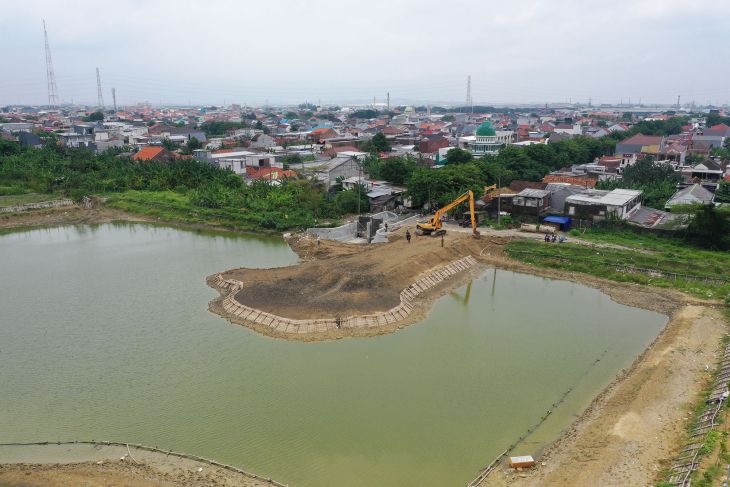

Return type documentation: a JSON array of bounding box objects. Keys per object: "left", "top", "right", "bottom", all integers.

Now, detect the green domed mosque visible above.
[
  {"left": 475, "top": 120, "right": 496, "bottom": 136},
  {"left": 470, "top": 120, "right": 512, "bottom": 156}
]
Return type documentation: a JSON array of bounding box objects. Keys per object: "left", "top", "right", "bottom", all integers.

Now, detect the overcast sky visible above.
[{"left": 1, "top": 0, "right": 728, "bottom": 107}]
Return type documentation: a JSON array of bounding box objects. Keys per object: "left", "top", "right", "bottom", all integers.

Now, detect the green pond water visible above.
[{"left": 0, "top": 223, "right": 667, "bottom": 487}]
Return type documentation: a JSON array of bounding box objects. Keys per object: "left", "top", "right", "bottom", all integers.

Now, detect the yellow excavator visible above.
[{"left": 416, "top": 190, "right": 480, "bottom": 238}]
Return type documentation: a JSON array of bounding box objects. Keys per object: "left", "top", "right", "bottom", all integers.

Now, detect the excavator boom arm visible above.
[
  {"left": 417, "top": 190, "right": 480, "bottom": 238},
  {"left": 429, "top": 191, "right": 472, "bottom": 229}
]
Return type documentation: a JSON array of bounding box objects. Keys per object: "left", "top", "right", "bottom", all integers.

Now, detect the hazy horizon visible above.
[{"left": 1, "top": 0, "right": 728, "bottom": 107}]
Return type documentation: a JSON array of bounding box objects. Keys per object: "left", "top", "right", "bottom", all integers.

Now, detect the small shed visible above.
[{"left": 543, "top": 215, "right": 572, "bottom": 231}]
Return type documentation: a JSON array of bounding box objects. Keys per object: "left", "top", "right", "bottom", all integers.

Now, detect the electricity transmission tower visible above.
[
  {"left": 43, "top": 20, "right": 59, "bottom": 107},
  {"left": 466, "top": 75, "right": 473, "bottom": 113},
  {"left": 96, "top": 67, "right": 105, "bottom": 109}
]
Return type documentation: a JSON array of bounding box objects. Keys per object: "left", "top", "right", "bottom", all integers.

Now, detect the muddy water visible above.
[{"left": 0, "top": 223, "right": 667, "bottom": 487}]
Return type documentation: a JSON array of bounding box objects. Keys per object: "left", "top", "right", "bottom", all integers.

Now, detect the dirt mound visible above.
[{"left": 221, "top": 228, "right": 492, "bottom": 320}]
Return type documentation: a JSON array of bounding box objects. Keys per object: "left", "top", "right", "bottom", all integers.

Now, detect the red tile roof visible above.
[
  {"left": 246, "top": 167, "right": 298, "bottom": 180},
  {"left": 542, "top": 175, "right": 597, "bottom": 188},
  {"left": 132, "top": 146, "right": 168, "bottom": 161}
]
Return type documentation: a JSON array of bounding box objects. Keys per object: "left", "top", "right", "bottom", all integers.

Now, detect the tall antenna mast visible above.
[
  {"left": 466, "top": 75, "right": 472, "bottom": 113},
  {"left": 96, "top": 67, "right": 105, "bottom": 109},
  {"left": 43, "top": 20, "right": 59, "bottom": 107},
  {"left": 112, "top": 87, "right": 117, "bottom": 112}
]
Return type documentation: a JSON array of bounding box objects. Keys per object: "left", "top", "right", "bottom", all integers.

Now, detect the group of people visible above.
[{"left": 544, "top": 233, "right": 565, "bottom": 243}]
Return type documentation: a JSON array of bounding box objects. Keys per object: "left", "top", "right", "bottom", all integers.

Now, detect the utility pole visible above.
[
  {"left": 43, "top": 20, "right": 59, "bottom": 107},
  {"left": 96, "top": 67, "right": 105, "bottom": 109},
  {"left": 357, "top": 162, "right": 362, "bottom": 215},
  {"left": 497, "top": 175, "right": 501, "bottom": 226}
]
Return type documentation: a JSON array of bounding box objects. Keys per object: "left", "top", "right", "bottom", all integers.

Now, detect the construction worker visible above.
[{"left": 405, "top": 229, "right": 411, "bottom": 244}]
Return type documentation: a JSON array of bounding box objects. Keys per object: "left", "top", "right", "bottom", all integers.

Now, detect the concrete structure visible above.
[
  {"left": 511, "top": 188, "right": 551, "bottom": 218},
  {"left": 565, "top": 188, "right": 643, "bottom": 220},
  {"left": 58, "top": 124, "right": 96, "bottom": 148},
  {"left": 316, "top": 156, "right": 361, "bottom": 189},
  {"left": 194, "top": 149, "right": 276, "bottom": 176}
]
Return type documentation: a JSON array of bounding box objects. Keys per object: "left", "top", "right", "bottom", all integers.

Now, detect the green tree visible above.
[
  {"left": 685, "top": 205, "right": 730, "bottom": 250},
  {"left": 622, "top": 157, "right": 678, "bottom": 186},
  {"left": 370, "top": 132, "right": 391, "bottom": 153},
  {"left": 199, "top": 121, "right": 249, "bottom": 137},
  {"left": 362, "top": 155, "right": 383, "bottom": 179},
  {"left": 380, "top": 157, "right": 416, "bottom": 185},
  {"left": 83, "top": 111, "right": 104, "bottom": 122},
  {"left": 179, "top": 136, "right": 202, "bottom": 155},
  {"left": 441, "top": 115, "right": 455, "bottom": 122},
  {"left": 161, "top": 138, "right": 177, "bottom": 151},
  {"left": 715, "top": 180, "right": 730, "bottom": 204},
  {"left": 597, "top": 158, "right": 680, "bottom": 208},
  {"left": 333, "top": 187, "right": 369, "bottom": 213},
  {"left": 187, "top": 136, "right": 202, "bottom": 151},
  {"left": 407, "top": 163, "right": 485, "bottom": 208},
  {"left": 445, "top": 147, "right": 473, "bottom": 164},
  {"left": 348, "top": 109, "right": 379, "bottom": 119}
]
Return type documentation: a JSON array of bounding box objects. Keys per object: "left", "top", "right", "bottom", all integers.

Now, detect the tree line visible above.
[{"left": 0, "top": 140, "right": 358, "bottom": 231}]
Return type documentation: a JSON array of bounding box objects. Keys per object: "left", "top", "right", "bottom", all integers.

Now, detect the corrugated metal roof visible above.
[
  {"left": 566, "top": 188, "right": 642, "bottom": 206},
  {"left": 517, "top": 188, "right": 550, "bottom": 198}
]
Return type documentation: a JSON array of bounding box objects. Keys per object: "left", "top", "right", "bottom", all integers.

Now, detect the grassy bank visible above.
[
  {"left": 505, "top": 230, "right": 730, "bottom": 302},
  {"left": 105, "top": 190, "right": 340, "bottom": 233}
]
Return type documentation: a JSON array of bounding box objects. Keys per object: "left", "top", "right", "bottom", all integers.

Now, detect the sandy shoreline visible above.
[
  {"left": 1, "top": 206, "right": 726, "bottom": 486},
  {"left": 0, "top": 443, "right": 281, "bottom": 487}
]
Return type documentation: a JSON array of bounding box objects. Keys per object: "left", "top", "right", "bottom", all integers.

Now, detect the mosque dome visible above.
[{"left": 476, "top": 121, "right": 496, "bottom": 136}]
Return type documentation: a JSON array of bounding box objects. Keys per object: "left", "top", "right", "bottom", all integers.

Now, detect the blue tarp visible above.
[{"left": 543, "top": 216, "right": 572, "bottom": 230}]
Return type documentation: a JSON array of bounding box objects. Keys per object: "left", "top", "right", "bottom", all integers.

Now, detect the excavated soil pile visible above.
[{"left": 221, "top": 229, "right": 493, "bottom": 320}]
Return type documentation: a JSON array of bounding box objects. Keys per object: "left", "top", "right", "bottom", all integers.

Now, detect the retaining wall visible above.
[
  {"left": 0, "top": 199, "right": 75, "bottom": 213},
  {"left": 305, "top": 211, "right": 406, "bottom": 242},
  {"left": 212, "top": 255, "right": 478, "bottom": 335}
]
